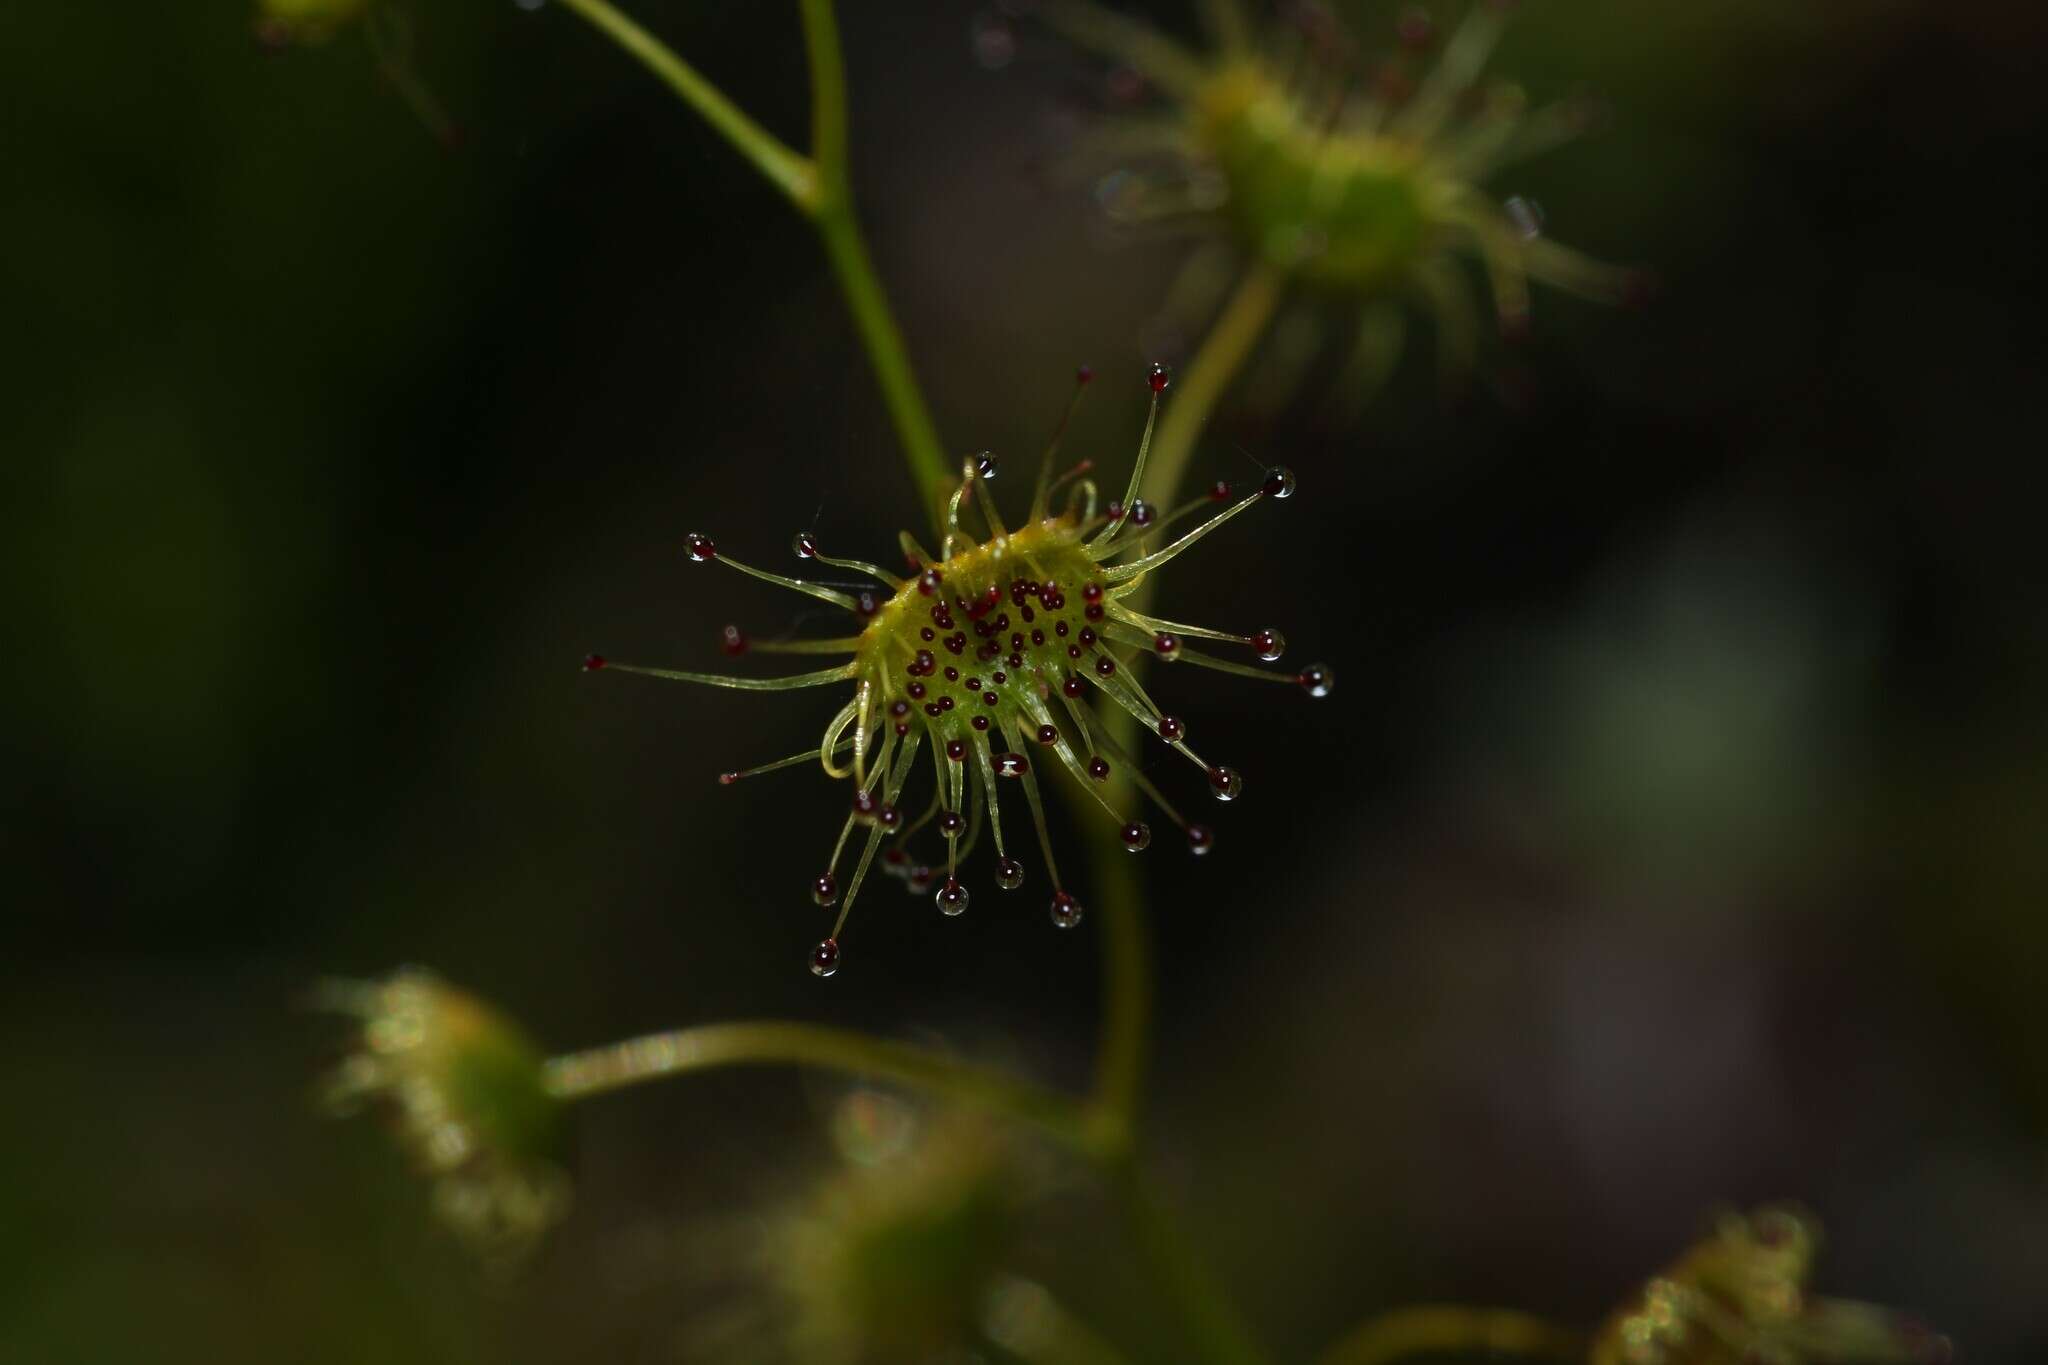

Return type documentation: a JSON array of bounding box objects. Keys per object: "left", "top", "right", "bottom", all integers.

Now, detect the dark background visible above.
[{"left": 3, "top": 1, "right": 2045, "bottom": 1361}]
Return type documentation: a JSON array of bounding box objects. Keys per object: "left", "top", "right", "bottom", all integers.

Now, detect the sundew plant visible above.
[{"left": 281, "top": 2, "right": 1956, "bottom": 1362}]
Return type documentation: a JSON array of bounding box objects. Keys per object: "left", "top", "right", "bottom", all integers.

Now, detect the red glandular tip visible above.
[
  {"left": 1147, "top": 361, "right": 1171, "bottom": 394},
  {"left": 793, "top": 532, "right": 819, "bottom": 559},
  {"left": 1075, "top": 364, "right": 1094, "bottom": 386},
  {"left": 1187, "top": 825, "right": 1215, "bottom": 856},
  {"left": 809, "top": 938, "right": 841, "bottom": 978},
  {"left": 684, "top": 533, "right": 717, "bottom": 562},
  {"left": 719, "top": 624, "right": 748, "bottom": 657},
  {"left": 1261, "top": 466, "right": 1297, "bottom": 499},
  {"left": 1050, "top": 891, "right": 1085, "bottom": 929},
  {"left": 582, "top": 653, "right": 608, "bottom": 671}
]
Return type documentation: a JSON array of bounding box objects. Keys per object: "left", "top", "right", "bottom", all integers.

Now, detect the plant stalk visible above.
[
  {"left": 1313, "top": 1305, "right": 1584, "bottom": 1365},
  {"left": 544, "top": 1019, "right": 1110, "bottom": 1157},
  {"left": 557, "top": 0, "right": 953, "bottom": 531}
]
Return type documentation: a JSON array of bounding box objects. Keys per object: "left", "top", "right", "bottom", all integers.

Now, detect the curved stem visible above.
[
  {"left": 1314, "top": 1305, "right": 1583, "bottom": 1365},
  {"left": 799, "top": 0, "right": 955, "bottom": 533},
  {"left": 555, "top": 0, "right": 953, "bottom": 534},
  {"left": 543, "top": 1020, "right": 1108, "bottom": 1156},
  {"left": 556, "top": 0, "right": 817, "bottom": 209}
]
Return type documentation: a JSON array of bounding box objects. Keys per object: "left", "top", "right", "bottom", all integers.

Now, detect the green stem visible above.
[
  {"left": 555, "top": 0, "right": 817, "bottom": 209},
  {"left": 556, "top": 0, "right": 953, "bottom": 532},
  {"left": 542, "top": 1020, "right": 1107, "bottom": 1157},
  {"left": 797, "top": 0, "right": 955, "bottom": 532},
  {"left": 1313, "top": 1305, "right": 1583, "bottom": 1365},
  {"left": 1112, "top": 1157, "right": 1278, "bottom": 1365}
]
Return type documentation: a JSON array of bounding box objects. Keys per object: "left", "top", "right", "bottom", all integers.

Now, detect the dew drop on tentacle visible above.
[
  {"left": 809, "top": 938, "right": 841, "bottom": 978},
  {"left": 811, "top": 873, "right": 838, "bottom": 907},
  {"left": 720, "top": 624, "right": 749, "bottom": 657},
  {"left": 974, "top": 453, "right": 999, "bottom": 481},
  {"left": 1154, "top": 632, "right": 1182, "bottom": 660},
  {"left": 1120, "top": 821, "right": 1152, "bottom": 853},
  {"left": 995, "top": 856, "right": 1026, "bottom": 891},
  {"left": 1207, "top": 766, "right": 1243, "bottom": 801},
  {"left": 1088, "top": 757, "right": 1111, "bottom": 781},
  {"left": 936, "top": 877, "right": 970, "bottom": 916},
  {"left": 940, "top": 811, "right": 965, "bottom": 839},
  {"left": 905, "top": 864, "right": 936, "bottom": 894},
  {"left": 1129, "top": 499, "right": 1155, "bottom": 527},
  {"left": 945, "top": 739, "right": 967, "bottom": 762},
  {"left": 878, "top": 803, "right": 902, "bottom": 830},
  {"left": 1297, "top": 663, "right": 1336, "bottom": 698},
  {"left": 1251, "top": 628, "right": 1286, "bottom": 662},
  {"left": 1036, "top": 724, "right": 1060, "bottom": 746},
  {"left": 1050, "top": 891, "right": 1085, "bottom": 929},
  {"left": 582, "top": 653, "right": 608, "bottom": 672},
  {"left": 1156, "top": 715, "right": 1185, "bottom": 743},
  {"left": 1186, "top": 824, "right": 1215, "bottom": 856},
  {"left": 1147, "top": 361, "right": 1171, "bottom": 394},
  {"left": 793, "top": 531, "right": 819, "bottom": 559},
  {"left": 1260, "top": 466, "right": 1296, "bottom": 499},
  {"left": 685, "top": 533, "right": 717, "bottom": 562},
  {"left": 995, "top": 753, "right": 1030, "bottom": 778}
]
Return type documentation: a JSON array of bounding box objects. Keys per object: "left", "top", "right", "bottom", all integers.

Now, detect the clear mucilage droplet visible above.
[
  {"left": 1207, "top": 766, "right": 1243, "bottom": 802},
  {"left": 937, "top": 878, "right": 970, "bottom": 916},
  {"left": 1049, "top": 892, "right": 1085, "bottom": 929}
]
